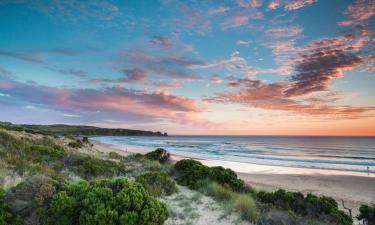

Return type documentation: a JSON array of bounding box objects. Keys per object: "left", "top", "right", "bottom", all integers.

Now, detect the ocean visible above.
[{"left": 92, "top": 135, "right": 375, "bottom": 175}]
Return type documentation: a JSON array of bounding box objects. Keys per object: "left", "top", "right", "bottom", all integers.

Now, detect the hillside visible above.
[{"left": 0, "top": 122, "right": 168, "bottom": 136}]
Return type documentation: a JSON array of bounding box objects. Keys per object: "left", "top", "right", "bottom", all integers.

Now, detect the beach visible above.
[{"left": 92, "top": 140, "right": 375, "bottom": 218}]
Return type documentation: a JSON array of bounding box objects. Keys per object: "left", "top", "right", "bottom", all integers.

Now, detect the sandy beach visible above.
[{"left": 91, "top": 140, "right": 375, "bottom": 218}]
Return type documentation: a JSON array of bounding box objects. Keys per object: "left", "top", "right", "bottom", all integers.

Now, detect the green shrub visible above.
[
  {"left": 174, "top": 159, "right": 245, "bottom": 191},
  {"left": 108, "top": 152, "right": 122, "bottom": 159},
  {"left": 136, "top": 172, "right": 177, "bottom": 197},
  {"left": 0, "top": 188, "right": 6, "bottom": 225},
  {"left": 68, "top": 140, "right": 83, "bottom": 148},
  {"left": 204, "top": 182, "right": 235, "bottom": 201},
  {"left": 257, "top": 189, "right": 352, "bottom": 225},
  {"left": 145, "top": 148, "right": 170, "bottom": 163},
  {"left": 30, "top": 145, "right": 65, "bottom": 158},
  {"left": 42, "top": 178, "right": 169, "bottom": 225},
  {"left": 235, "top": 194, "right": 257, "bottom": 222},
  {"left": 71, "top": 156, "right": 126, "bottom": 179},
  {"left": 357, "top": 204, "right": 375, "bottom": 225},
  {"left": 209, "top": 166, "right": 245, "bottom": 192},
  {"left": 174, "top": 159, "right": 210, "bottom": 189}
]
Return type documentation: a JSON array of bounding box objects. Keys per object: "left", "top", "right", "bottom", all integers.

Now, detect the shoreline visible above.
[{"left": 91, "top": 140, "right": 375, "bottom": 217}]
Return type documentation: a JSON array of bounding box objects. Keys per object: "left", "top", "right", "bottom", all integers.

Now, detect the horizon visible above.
[{"left": 1, "top": 0, "right": 374, "bottom": 135}]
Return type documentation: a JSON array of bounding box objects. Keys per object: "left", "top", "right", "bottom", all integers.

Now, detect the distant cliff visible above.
[{"left": 0, "top": 122, "right": 168, "bottom": 136}]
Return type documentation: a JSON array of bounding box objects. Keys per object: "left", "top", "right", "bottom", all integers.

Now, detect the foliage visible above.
[
  {"left": 0, "top": 188, "right": 6, "bottom": 225},
  {"left": 357, "top": 204, "right": 375, "bottom": 225},
  {"left": 209, "top": 166, "right": 245, "bottom": 192},
  {"left": 108, "top": 152, "right": 123, "bottom": 160},
  {"left": 12, "top": 122, "right": 166, "bottom": 136},
  {"left": 235, "top": 194, "right": 257, "bottom": 222},
  {"left": 145, "top": 148, "right": 170, "bottom": 163},
  {"left": 68, "top": 140, "right": 83, "bottom": 148},
  {"left": 136, "top": 172, "right": 177, "bottom": 197},
  {"left": 70, "top": 155, "right": 126, "bottom": 179},
  {"left": 257, "top": 189, "right": 352, "bottom": 225},
  {"left": 204, "top": 182, "right": 235, "bottom": 201},
  {"left": 30, "top": 145, "right": 65, "bottom": 158},
  {"left": 174, "top": 159, "right": 245, "bottom": 191},
  {"left": 42, "top": 178, "right": 169, "bottom": 225}
]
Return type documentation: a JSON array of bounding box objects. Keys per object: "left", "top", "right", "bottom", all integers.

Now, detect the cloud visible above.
[
  {"left": 147, "top": 82, "right": 182, "bottom": 89},
  {"left": 208, "top": 6, "right": 229, "bottom": 15},
  {"left": 266, "top": 26, "right": 303, "bottom": 39},
  {"left": 149, "top": 35, "right": 174, "bottom": 48},
  {"left": 0, "top": 77, "right": 208, "bottom": 125},
  {"left": 338, "top": 0, "right": 375, "bottom": 26},
  {"left": 121, "top": 68, "right": 147, "bottom": 83},
  {"left": 2, "top": 0, "right": 120, "bottom": 22},
  {"left": 0, "top": 67, "right": 13, "bottom": 76},
  {"left": 284, "top": 0, "right": 317, "bottom": 10},
  {"left": 189, "top": 51, "right": 291, "bottom": 77},
  {"left": 0, "top": 50, "right": 44, "bottom": 63},
  {"left": 120, "top": 48, "right": 202, "bottom": 80},
  {"left": 57, "top": 68, "right": 87, "bottom": 78},
  {"left": 267, "top": 0, "right": 317, "bottom": 11},
  {"left": 208, "top": 78, "right": 375, "bottom": 119},
  {"left": 236, "top": 40, "right": 251, "bottom": 46},
  {"left": 285, "top": 37, "right": 366, "bottom": 96},
  {"left": 268, "top": 1, "right": 281, "bottom": 10}
]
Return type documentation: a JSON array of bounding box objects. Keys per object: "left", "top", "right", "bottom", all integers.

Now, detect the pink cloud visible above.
[
  {"left": 266, "top": 26, "right": 303, "bottom": 38},
  {"left": 339, "top": 0, "right": 375, "bottom": 26},
  {"left": 0, "top": 77, "right": 208, "bottom": 125},
  {"left": 208, "top": 78, "right": 375, "bottom": 119},
  {"left": 284, "top": 0, "right": 317, "bottom": 10}
]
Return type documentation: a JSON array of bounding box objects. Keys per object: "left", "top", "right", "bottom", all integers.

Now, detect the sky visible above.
[{"left": 0, "top": 0, "right": 374, "bottom": 135}]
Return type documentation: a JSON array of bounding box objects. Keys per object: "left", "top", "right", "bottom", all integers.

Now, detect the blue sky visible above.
[{"left": 0, "top": 0, "right": 374, "bottom": 135}]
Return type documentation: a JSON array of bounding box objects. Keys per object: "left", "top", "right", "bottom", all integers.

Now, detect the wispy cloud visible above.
[
  {"left": 0, "top": 77, "right": 208, "bottom": 125},
  {"left": 208, "top": 78, "right": 375, "bottom": 119}
]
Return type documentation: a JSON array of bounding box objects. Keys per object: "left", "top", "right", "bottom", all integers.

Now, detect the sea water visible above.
[{"left": 92, "top": 135, "right": 375, "bottom": 175}]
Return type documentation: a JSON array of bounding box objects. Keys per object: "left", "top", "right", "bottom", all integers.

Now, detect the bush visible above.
[
  {"left": 0, "top": 188, "right": 7, "bottom": 225},
  {"left": 174, "top": 159, "right": 210, "bottom": 189},
  {"left": 136, "top": 172, "right": 177, "bottom": 197},
  {"left": 41, "top": 178, "right": 169, "bottom": 225},
  {"left": 204, "top": 182, "right": 235, "bottom": 201},
  {"left": 235, "top": 194, "right": 257, "bottom": 222},
  {"left": 174, "top": 159, "right": 245, "bottom": 191},
  {"left": 257, "top": 189, "right": 352, "bottom": 225},
  {"left": 209, "top": 166, "right": 245, "bottom": 192},
  {"left": 30, "top": 145, "right": 65, "bottom": 158},
  {"left": 108, "top": 152, "right": 122, "bottom": 159},
  {"left": 71, "top": 155, "right": 126, "bottom": 179},
  {"left": 68, "top": 140, "right": 83, "bottom": 148},
  {"left": 357, "top": 204, "right": 375, "bottom": 225},
  {"left": 145, "top": 148, "right": 170, "bottom": 163}
]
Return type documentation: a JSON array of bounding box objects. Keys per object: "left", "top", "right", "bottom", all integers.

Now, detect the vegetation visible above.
[
  {"left": 0, "top": 127, "right": 358, "bottom": 225},
  {"left": 204, "top": 182, "right": 257, "bottom": 222},
  {"left": 145, "top": 148, "right": 171, "bottom": 163},
  {"left": 0, "top": 188, "right": 7, "bottom": 225},
  {"left": 30, "top": 145, "right": 65, "bottom": 158},
  {"left": 70, "top": 155, "right": 126, "bottom": 179},
  {"left": 136, "top": 172, "right": 177, "bottom": 197},
  {"left": 174, "top": 159, "right": 245, "bottom": 191},
  {"left": 41, "top": 178, "right": 169, "bottom": 225},
  {"left": 357, "top": 204, "right": 375, "bottom": 225},
  {"left": 235, "top": 194, "right": 257, "bottom": 222},
  {"left": 68, "top": 140, "right": 83, "bottom": 148},
  {"left": 257, "top": 189, "right": 352, "bottom": 225}
]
